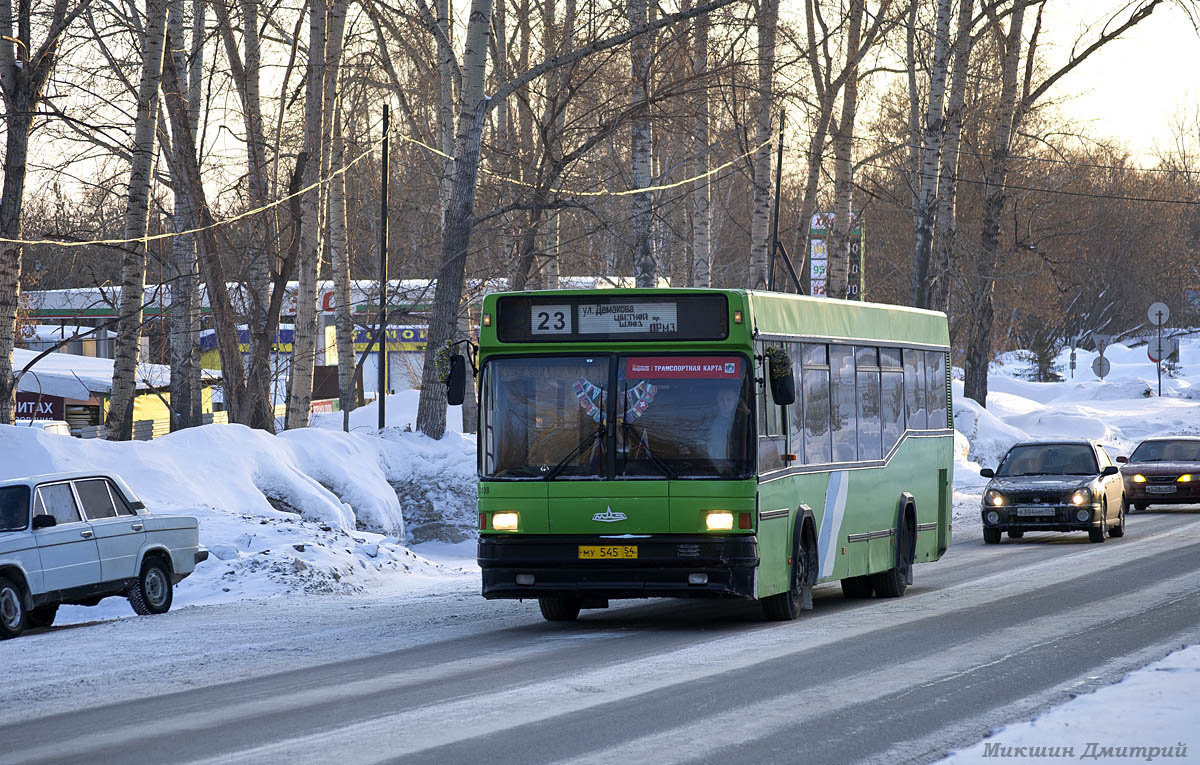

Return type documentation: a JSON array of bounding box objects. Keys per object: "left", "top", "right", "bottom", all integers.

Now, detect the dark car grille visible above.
[
  {"left": 1006, "top": 493, "right": 1064, "bottom": 505},
  {"left": 1147, "top": 475, "right": 1177, "bottom": 483}
]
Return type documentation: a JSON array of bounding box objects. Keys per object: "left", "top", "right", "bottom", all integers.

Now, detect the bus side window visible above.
[
  {"left": 855, "top": 346, "right": 882, "bottom": 461},
  {"left": 757, "top": 343, "right": 786, "bottom": 472},
  {"left": 830, "top": 345, "right": 857, "bottom": 462},
  {"left": 799, "top": 344, "right": 831, "bottom": 464},
  {"left": 904, "top": 348, "right": 927, "bottom": 429},
  {"left": 926, "top": 351, "right": 948, "bottom": 429},
  {"left": 880, "top": 348, "right": 905, "bottom": 454}
]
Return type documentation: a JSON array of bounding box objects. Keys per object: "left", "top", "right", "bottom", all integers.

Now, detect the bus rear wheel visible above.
[
  {"left": 538, "top": 597, "right": 581, "bottom": 622},
  {"left": 872, "top": 508, "right": 915, "bottom": 598}
]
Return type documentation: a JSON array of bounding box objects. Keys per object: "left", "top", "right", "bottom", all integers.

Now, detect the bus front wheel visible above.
[
  {"left": 538, "top": 597, "right": 581, "bottom": 622},
  {"left": 763, "top": 521, "right": 816, "bottom": 621}
]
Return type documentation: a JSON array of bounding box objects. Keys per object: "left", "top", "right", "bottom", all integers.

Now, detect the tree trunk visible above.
[
  {"left": 909, "top": 0, "right": 953, "bottom": 310},
  {"left": 930, "top": 0, "right": 975, "bottom": 315},
  {"left": 689, "top": 4, "right": 711, "bottom": 288},
  {"left": 827, "top": 0, "right": 864, "bottom": 301},
  {"left": 436, "top": 0, "right": 455, "bottom": 231},
  {"left": 286, "top": 0, "right": 329, "bottom": 430},
  {"left": 167, "top": 0, "right": 203, "bottom": 431},
  {"left": 0, "top": 93, "right": 31, "bottom": 426},
  {"left": 161, "top": 33, "right": 248, "bottom": 422},
  {"left": 748, "top": 0, "right": 778, "bottom": 290},
  {"left": 330, "top": 105, "right": 356, "bottom": 421},
  {"left": 629, "top": 0, "right": 654, "bottom": 288},
  {"left": 963, "top": 0, "right": 1026, "bottom": 407},
  {"left": 108, "top": 0, "right": 169, "bottom": 441}
]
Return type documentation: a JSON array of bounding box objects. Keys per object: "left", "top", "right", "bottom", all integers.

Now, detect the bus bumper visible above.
[{"left": 478, "top": 534, "right": 759, "bottom": 600}]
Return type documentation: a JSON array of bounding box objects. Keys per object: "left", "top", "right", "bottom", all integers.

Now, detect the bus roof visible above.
[{"left": 480, "top": 288, "right": 949, "bottom": 350}]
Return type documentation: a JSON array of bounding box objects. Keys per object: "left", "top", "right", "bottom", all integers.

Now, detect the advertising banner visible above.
[{"left": 624, "top": 356, "right": 743, "bottom": 379}]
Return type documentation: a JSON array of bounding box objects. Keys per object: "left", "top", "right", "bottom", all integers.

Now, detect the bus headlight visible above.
[
  {"left": 1070, "top": 489, "right": 1092, "bottom": 506},
  {"left": 705, "top": 511, "right": 734, "bottom": 531},
  {"left": 492, "top": 512, "right": 519, "bottom": 530}
]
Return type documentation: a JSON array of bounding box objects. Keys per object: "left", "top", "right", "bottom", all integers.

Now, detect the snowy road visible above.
[{"left": 5, "top": 509, "right": 1200, "bottom": 764}]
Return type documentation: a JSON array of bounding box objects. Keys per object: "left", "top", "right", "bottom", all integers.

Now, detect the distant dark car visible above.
[
  {"left": 1118, "top": 437, "right": 1200, "bottom": 511},
  {"left": 979, "top": 439, "right": 1126, "bottom": 544}
]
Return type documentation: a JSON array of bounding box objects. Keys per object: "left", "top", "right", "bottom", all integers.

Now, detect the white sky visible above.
[{"left": 1041, "top": 0, "right": 1200, "bottom": 164}]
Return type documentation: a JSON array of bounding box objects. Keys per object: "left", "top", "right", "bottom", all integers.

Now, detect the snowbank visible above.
[{"left": 0, "top": 420, "right": 478, "bottom": 616}]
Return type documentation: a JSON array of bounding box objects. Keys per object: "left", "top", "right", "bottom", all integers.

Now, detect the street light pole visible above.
[{"left": 378, "top": 104, "right": 390, "bottom": 430}]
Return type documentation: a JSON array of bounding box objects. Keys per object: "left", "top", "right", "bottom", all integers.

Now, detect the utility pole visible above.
[{"left": 378, "top": 104, "right": 390, "bottom": 429}]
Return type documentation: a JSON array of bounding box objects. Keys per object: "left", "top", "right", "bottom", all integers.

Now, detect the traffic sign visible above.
[
  {"left": 1091, "top": 334, "right": 1113, "bottom": 354},
  {"left": 1148, "top": 337, "right": 1179, "bottom": 364},
  {"left": 1092, "top": 356, "right": 1110, "bottom": 379},
  {"left": 1148, "top": 302, "right": 1170, "bottom": 326}
]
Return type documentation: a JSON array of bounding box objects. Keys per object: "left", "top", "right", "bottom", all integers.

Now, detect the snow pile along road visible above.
[{"left": 0, "top": 414, "right": 478, "bottom": 621}]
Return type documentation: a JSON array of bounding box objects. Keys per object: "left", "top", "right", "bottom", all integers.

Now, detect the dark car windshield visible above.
[
  {"left": 997, "top": 444, "right": 1098, "bottom": 476},
  {"left": 480, "top": 354, "right": 753, "bottom": 480},
  {"left": 1129, "top": 440, "right": 1200, "bottom": 463},
  {"left": 0, "top": 486, "right": 30, "bottom": 532}
]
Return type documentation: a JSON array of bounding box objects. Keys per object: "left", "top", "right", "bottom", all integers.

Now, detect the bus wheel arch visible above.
[
  {"left": 872, "top": 496, "right": 917, "bottom": 598},
  {"left": 762, "top": 507, "right": 817, "bottom": 621}
]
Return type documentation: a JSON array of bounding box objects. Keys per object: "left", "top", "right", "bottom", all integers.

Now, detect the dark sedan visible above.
[
  {"left": 979, "top": 440, "right": 1126, "bottom": 544},
  {"left": 1118, "top": 437, "right": 1200, "bottom": 511}
]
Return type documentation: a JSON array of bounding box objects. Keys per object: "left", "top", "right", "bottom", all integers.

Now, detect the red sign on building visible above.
[{"left": 15, "top": 393, "right": 66, "bottom": 420}]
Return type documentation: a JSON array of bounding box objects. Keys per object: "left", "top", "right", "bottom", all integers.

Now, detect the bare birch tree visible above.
[
  {"left": 0, "top": 0, "right": 94, "bottom": 424},
  {"left": 690, "top": 1, "right": 712, "bottom": 287},
  {"left": 107, "top": 0, "right": 169, "bottom": 440},
  {"left": 748, "top": 0, "right": 778, "bottom": 290},
  {"left": 629, "top": 0, "right": 655, "bottom": 287},
  {"left": 826, "top": 0, "right": 866, "bottom": 300}
]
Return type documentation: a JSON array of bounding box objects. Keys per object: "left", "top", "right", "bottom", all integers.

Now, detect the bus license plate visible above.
[
  {"left": 1015, "top": 507, "right": 1055, "bottom": 516},
  {"left": 1146, "top": 486, "right": 1177, "bottom": 494},
  {"left": 579, "top": 545, "right": 638, "bottom": 560}
]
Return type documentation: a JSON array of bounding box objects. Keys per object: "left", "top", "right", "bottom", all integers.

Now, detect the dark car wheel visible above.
[
  {"left": 983, "top": 528, "right": 1002, "bottom": 545},
  {"left": 27, "top": 604, "right": 58, "bottom": 629},
  {"left": 1007, "top": 530, "right": 1024, "bottom": 539},
  {"left": 0, "top": 576, "right": 27, "bottom": 640},
  {"left": 128, "top": 558, "right": 174, "bottom": 616},
  {"left": 538, "top": 597, "right": 581, "bottom": 622}
]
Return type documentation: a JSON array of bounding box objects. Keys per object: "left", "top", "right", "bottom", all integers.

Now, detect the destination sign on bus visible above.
[
  {"left": 496, "top": 294, "right": 728, "bottom": 342},
  {"left": 579, "top": 302, "right": 678, "bottom": 335}
]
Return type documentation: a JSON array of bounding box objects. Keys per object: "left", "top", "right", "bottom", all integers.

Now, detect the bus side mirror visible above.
[
  {"left": 770, "top": 372, "right": 796, "bottom": 406},
  {"left": 446, "top": 355, "right": 467, "bottom": 406}
]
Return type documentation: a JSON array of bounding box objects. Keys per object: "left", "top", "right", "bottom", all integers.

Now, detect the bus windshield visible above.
[{"left": 481, "top": 354, "right": 754, "bottom": 480}]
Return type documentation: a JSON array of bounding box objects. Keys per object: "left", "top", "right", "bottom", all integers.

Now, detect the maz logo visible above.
[{"left": 593, "top": 507, "right": 627, "bottom": 522}]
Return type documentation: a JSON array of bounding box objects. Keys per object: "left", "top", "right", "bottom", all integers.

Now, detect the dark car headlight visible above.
[
  {"left": 984, "top": 489, "right": 1005, "bottom": 507},
  {"left": 1069, "top": 488, "right": 1092, "bottom": 506}
]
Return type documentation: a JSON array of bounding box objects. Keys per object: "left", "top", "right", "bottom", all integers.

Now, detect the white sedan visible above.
[{"left": 0, "top": 471, "right": 208, "bottom": 639}]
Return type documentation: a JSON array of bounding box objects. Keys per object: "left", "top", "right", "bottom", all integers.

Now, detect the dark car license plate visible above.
[
  {"left": 1146, "top": 486, "right": 1177, "bottom": 494},
  {"left": 1015, "top": 506, "right": 1055, "bottom": 516}
]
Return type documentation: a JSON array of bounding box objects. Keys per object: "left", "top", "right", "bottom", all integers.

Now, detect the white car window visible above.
[
  {"left": 0, "top": 486, "right": 29, "bottom": 531},
  {"left": 34, "top": 483, "right": 83, "bottom": 525},
  {"left": 75, "top": 479, "right": 118, "bottom": 520},
  {"left": 107, "top": 480, "right": 137, "bottom": 516}
]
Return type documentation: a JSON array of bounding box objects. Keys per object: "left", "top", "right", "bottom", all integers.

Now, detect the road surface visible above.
[{"left": 4, "top": 508, "right": 1200, "bottom": 764}]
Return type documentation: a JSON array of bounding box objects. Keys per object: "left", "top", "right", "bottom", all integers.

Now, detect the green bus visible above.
[{"left": 468, "top": 288, "right": 953, "bottom": 621}]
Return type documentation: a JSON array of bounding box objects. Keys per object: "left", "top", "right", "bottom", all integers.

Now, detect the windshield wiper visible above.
[
  {"left": 545, "top": 427, "right": 604, "bottom": 480},
  {"left": 621, "top": 422, "right": 678, "bottom": 479}
]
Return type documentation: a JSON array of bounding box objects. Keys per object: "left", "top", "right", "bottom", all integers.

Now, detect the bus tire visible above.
[
  {"left": 840, "top": 576, "right": 873, "bottom": 599},
  {"left": 538, "top": 597, "right": 581, "bottom": 622},
  {"left": 872, "top": 506, "right": 915, "bottom": 598},
  {"left": 983, "top": 528, "right": 1002, "bottom": 544},
  {"left": 762, "top": 518, "right": 816, "bottom": 621}
]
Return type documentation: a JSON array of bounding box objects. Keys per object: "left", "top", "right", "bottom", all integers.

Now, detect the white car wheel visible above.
[{"left": 0, "top": 577, "right": 27, "bottom": 640}]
